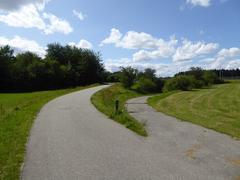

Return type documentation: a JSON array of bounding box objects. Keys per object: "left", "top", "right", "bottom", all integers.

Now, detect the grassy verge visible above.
[
  {"left": 91, "top": 83, "right": 147, "bottom": 136},
  {"left": 0, "top": 84, "right": 99, "bottom": 180},
  {"left": 148, "top": 81, "right": 240, "bottom": 139}
]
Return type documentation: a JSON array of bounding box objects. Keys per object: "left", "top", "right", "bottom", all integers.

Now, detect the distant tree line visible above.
[
  {"left": 177, "top": 68, "right": 240, "bottom": 79},
  {"left": 0, "top": 44, "right": 106, "bottom": 92},
  {"left": 164, "top": 67, "right": 224, "bottom": 91},
  {"left": 109, "top": 67, "right": 230, "bottom": 93}
]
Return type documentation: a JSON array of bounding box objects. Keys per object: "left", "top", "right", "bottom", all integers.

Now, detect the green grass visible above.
[
  {"left": 148, "top": 81, "right": 240, "bottom": 139},
  {"left": 91, "top": 83, "right": 147, "bottom": 136},
  {"left": 0, "top": 84, "right": 99, "bottom": 180}
]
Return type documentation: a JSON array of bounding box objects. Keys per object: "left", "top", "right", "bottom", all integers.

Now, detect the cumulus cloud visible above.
[
  {"left": 217, "top": 47, "right": 240, "bottom": 58},
  {"left": 206, "top": 47, "right": 240, "bottom": 69},
  {"left": 173, "top": 39, "right": 219, "bottom": 62},
  {"left": 102, "top": 28, "right": 239, "bottom": 76},
  {"left": 186, "top": 0, "right": 211, "bottom": 7},
  {"left": 0, "top": 4, "right": 45, "bottom": 29},
  {"left": 132, "top": 36, "right": 178, "bottom": 62},
  {"left": 0, "top": 1, "right": 73, "bottom": 35},
  {"left": 0, "top": 0, "right": 50, "bottom": 11},
  {"left": 100, "top": 28, "right": 122, "bottom": 46},
  {"left": 101, "top": 29, "right": 178, "bottom": 50},
  {"left": 73, "top": 9, "right": 86, "bottom": 21},
  {"left": 225, "top": 60, "right": 240, "bottom": 69},
  {"left": 0, "top": 35, "right": 46, "bottom": 57},
  {"left": 68, "top": 39, "right": 93, "bottom": 49},
  {"left": 43, "top": 13, "right": 73, "bottom": 34}
]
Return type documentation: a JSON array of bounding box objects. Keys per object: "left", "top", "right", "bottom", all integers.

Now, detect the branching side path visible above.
[{"left": 22, "top": 85, "right": 240, "bottom": 180}]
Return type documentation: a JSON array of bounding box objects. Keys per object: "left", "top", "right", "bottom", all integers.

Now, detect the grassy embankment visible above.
[
  {"left": 148, "top": 81, "right": 240, "bottom": 139},
  {"left": 91, "top": 83, "right": 147, "bottom": 136},
  {"left": 0, "top": 84, "right": 98, "bottom": 180}
]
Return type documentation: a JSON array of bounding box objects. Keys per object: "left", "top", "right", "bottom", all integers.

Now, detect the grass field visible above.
[
  {"left": 91, "top": 83, "right": 147, "bottom": 136},
  {"left": 0, "top": 84, "right": 98, "bottom": 180},
  {"left": 148, "top": 81, "right": 240, "bottom": 139}
]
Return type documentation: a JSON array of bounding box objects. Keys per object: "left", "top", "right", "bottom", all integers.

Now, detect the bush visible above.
[
  {"left": 163, "top": 75, "right": 193, "bottom": 91},
  {"left": 189, "top": 76, "right": 205, "bottom": 88},
  {"left": 203, "top": 71, "right": 221, "bottom": 85},
  {"left": 133, "top": 77, "right": 157, "bottom": 93}
]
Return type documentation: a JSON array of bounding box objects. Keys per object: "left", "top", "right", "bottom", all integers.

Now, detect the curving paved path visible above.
[{"left": 22, "top": 86, "right": 240, "bottom": 180}]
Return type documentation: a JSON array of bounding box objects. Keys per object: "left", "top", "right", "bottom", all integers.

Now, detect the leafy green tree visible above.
[
  {"left": 119, "top": 67, "right": 138, "bottom": 89},
  {"left": 0, "top": 45, "right": 14, "bottom": 90},
  {"left": 11, "top": 52, "right": 44, "bottom": 90}
]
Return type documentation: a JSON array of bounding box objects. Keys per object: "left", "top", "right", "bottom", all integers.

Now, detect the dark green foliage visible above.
[
  {"left": 133, "top": 77, "right": 157, "bottom": 93},
  {"left": 119, "top": 67, "right": 138, "bottom": 88},
  {"left": 0, "top": 44, "right": 105, "bottom": 92},
  {"left": 164, "top": 75, "right": 193, "bottom": 91},
  {"left": 119, "top": 67, "right": 164, "bottom": 93},
  {"left": 164, "top": 67, "right": 225, "bottom": 92},
  {"left": 0, "top": 45, "right": 14, "bottom": 90},
  {"left": 106, "top": 71, "right": 121, "bottom": 82},
  {"left": 203, "top": 71, "right": 221, "bottom": 85}
]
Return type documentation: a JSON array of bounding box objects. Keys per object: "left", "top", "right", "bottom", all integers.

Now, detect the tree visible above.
[
  {"left": 119, "top": 67, "right": 138, "bottom": 89},
  {"left": 11, "top": 52, "right": 44, "bottom": 90},
  {"left": 0, "top": 45, "right": 14, "bottom": 90},
  {"left": 143, "top": 68, "right": 156, "bottom": 80}
]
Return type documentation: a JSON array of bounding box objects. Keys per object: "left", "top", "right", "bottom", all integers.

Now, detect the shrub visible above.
[
  {"left": 133, "top": 77, "right": 157, "bottom": 93},
  {"left": 163, "top": 75, "right": 192, "bottom": 91},
  {"left": 203, "top": 71, "right": 220, "bottom": 85}
]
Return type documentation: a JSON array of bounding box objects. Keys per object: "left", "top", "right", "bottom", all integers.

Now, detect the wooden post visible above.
[{"left": 115, "top": 100, "right": 119, "bottom": 114}]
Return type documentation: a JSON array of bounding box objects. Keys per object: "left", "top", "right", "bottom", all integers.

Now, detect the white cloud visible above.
[
  {"left": 0, "top": 35, "right": 46, "bottom": 57},
  {"left": 69, "top": 39, "right": 93, "bottom": 49},
  {"left": 186, "top": 0, "right": 211, "bottom": 7},
  {"left": 226, "top": 60, "right": 240, "bottom": 69},
  {"left": 118, "top": 31, "right": 177, "bottom": 50},
  {"left": 0, "top": 2, "right": 73, "bottom": 35},
  {"left": 43, "top": 13, "right": 73, "bottom": 34},
  {"left": 0, "top": 4, "right": 45, "bottom": 29},
  {"left": 73, "top": 9, "right": 86, "bottom": 21},
  {"left": 101, "top": 28, "right": 122, "bottom": 46},
  {"left": 217, "top": 47, "right": 240, "bottom": 58},
  {"left": 173, "top": 39, "right": 219, "bottom": 62},
  {"left": 0, "top": 0, "right": 50, "bottom": 11},
  {"left": 101, "top": 29, "right": 178, "bottom": 58}
]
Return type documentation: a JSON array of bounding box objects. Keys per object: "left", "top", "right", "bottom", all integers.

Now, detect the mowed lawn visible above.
[
  {"left": 0, "top": 84, "right": 98, "bottom": 180},
  {"left": 148, "top": 80, "right": 240, "bottom": 139}
]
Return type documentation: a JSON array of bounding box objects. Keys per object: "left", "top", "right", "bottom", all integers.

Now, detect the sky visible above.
[{"left": 0, "top": 0, "right": 240, "bottom": 76}]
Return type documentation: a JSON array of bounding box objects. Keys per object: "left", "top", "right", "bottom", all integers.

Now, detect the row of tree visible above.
[
  {"left": 112, "top": 67, "right": 225, "bottom": 93},
  {"left": 0, "top": 44, "right": 105, "bottom": 92},
  {"left": 164, "top": 67, "right": 224, "bottom": 91}
]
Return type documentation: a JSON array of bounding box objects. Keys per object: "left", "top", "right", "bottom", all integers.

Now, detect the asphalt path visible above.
[{"left": 22, "top": 85, "right": 240, "bottom": 180}]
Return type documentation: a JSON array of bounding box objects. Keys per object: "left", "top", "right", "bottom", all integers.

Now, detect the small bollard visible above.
[{"left": 115, "top": 100, "right": 119, "bottom": 114}]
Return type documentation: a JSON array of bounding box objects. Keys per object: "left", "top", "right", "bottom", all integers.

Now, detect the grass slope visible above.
[
  {"left": 148, "top": 81, "right": 240, "bottom": 139},
  {"left": 0, "top": 84, "right": 98, "bottom": 180},
  {"left": 91, "top": 83, "right": 147, "bottom": 136}
]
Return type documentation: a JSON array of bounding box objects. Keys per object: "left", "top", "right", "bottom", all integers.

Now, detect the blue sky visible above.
[{"left": 0, "top": 0, "right": 240, "bottom": 76}]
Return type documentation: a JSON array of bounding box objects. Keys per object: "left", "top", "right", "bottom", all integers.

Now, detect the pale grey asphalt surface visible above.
[{"left": 22, "top": 85, "right": 240, "bottom": 180}]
